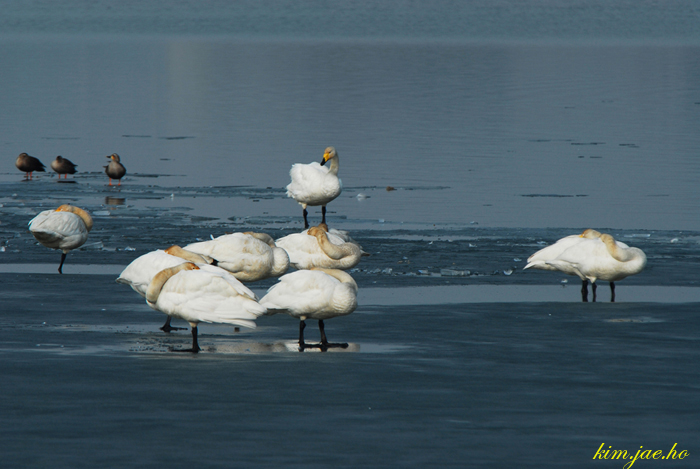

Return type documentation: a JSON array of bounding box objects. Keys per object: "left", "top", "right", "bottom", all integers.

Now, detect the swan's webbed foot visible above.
[
  {"left": 169, "top": 327, "right": 200, "bottom": 353},
  {"left": 160, "top": 317, "right": 186, "bottom": 333}
]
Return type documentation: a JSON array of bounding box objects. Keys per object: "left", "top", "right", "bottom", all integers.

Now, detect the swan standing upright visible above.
[
  {"left": 275, "top": 225, "right": 365, "bottom": 270},
  {"left": 260, "top": 267, "right": 358, "bottom": 351},
  {"left": 286, "top": 146, "right": 342, "bottom": 228},
  {"left": 105, "top": 153, "right": 126, "bottom": 186},
  {"left": 183, "top": 232, "right": 289, "bottom": 282},
  {"left": 51, "top": 156, "right": 78, "bottom": 179},
  {"left": 16, "top": 153, "right": 46, "bottom": 180},
  {"left": 146, "top": 263, "right": 266, "bottom": 353},
  {"left": 525, "top": 231, "right": 646, "bottom": 302},
  {"left": 28, "top": 204, "right": 93, "bottom": 274},
  {"left": 117, "top": 246, "right": 217, "bottom": 332}
]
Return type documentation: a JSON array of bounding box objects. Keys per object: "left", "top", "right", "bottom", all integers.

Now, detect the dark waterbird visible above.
[
  {"left": 105, "top": 153, "right": 126, "bottom": 185},
  {"left": 15, "top": 152, "right": 46, "bottom": 180},
  {"left": 51, "top": 155, "right": 78, "bottom": 180}
]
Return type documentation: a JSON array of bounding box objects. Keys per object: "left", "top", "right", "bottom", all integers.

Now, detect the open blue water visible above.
[{"left": 1, "top": 2, "right": 699, "bottom": 467}]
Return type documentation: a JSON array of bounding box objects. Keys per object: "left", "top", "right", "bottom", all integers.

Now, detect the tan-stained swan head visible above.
[
  {"left": 580, "top": 229, "right": 602, "bottom": 239},
  {"left": 56, "top": 204, "right": 94, "bottom": 232},
  {"left": 146, "top": 262, "right": 199, "bottom": 304},
  {"left": 315, "top": 223, "right": 329, "bottom": 232},
  {"left": 320, "top": 147, "right": 337, "bottom": 166}
]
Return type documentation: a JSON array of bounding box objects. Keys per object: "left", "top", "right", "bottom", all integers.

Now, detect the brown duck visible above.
[
  {"left": 15, "top": 153, "right": 46, "bottom": 180},
  {"left": 105, "top": 153, "right": 127, "bottom": 186},
  {"left": 51, "top": 156, "right": 78, "bottom": 179}
]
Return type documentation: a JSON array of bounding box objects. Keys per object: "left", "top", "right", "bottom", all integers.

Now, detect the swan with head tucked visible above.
[
  {"left": 524, "top": 229, "right": 602, "bottom": 272},
  {"left": 51, "top": 156, "right": 78, "bottom": 179},
  {"left": 286, "top": 146, "right": 342, "bottom": 229},
  {"left": 105, "top": 153, "right": 126, "bottom": 186},
  {"left": 28, "top": 204, "right": 93, "bottom": 274},
  {"left": 117, "top": 246, "right": 216, "bottom": 332},
  {"left": 526, "top": 231, "right": 646, "bottom": 302},
  {"left": 276, "top": 225, "right": 364, "bottom": 270},
  {"left": 146, "top": 263, "right": 266, "bottom": 353},
  {"left": 16, "top": 153, "right": 46, "bottom": 180},
  {"left": 183, "top": 232, "right": 289, "bottom": 282},
  {"left": 260, "top": 267, "right": 357, "bottom": 350}
]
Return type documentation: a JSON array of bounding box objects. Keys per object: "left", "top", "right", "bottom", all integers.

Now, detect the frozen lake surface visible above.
[{"left": 2, "top": 1, "right": 700, "bottom": 467}]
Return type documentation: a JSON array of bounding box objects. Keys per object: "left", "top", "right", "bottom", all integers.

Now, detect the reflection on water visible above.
[{"left": 105, "top": 196, "right": 125, "bottom": 206}]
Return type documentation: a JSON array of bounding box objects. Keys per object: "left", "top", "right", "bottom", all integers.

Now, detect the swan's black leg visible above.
[
  {"left": 303, "top": 208, "right": 309, "bottom": 229},
  {"left": 160, "top": 316, "right": 186, "bottom": 333},
  {"left": 581, "top": 280, "right": 588, "bottom": 302},
  {"left": 298, "top": 320, "right": 307, "bottom": 350},
  {"left": 319, "top": 319, "right": 328, "bottom": 345},
  {"left": 171, "top": 326, "right": 200, "bottom": 353},
  {"left": 58, "top": 252, "right": 67, "bottom": 274},
  {"left": 610, "top": 282, "right": 616, "bottom": 303},
  {"left": 592, "top": 282, "right": 597, "bottom": 302},
  {"left": 321, "top": 206, "right": 327, "bottom": 225},
  {"left": 318, "top": 320, "right": 348, "bottom": 351}
]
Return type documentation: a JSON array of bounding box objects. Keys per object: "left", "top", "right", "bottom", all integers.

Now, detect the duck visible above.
[
  {"left": 105, "top": 153, "right": 126, "bottom": 185},
  {"left": 286, "top": 146, "right": 342, "bottom": 228},
  {"left": 51, "top": 156, "right": 78, "bottom": 179},
  {"left": 117, "top": 246, "right": 217, "bottom": 332},
  {"left": 146, "top": 263, "right": 266, "bottom": 353},
  {"left": 526, "top": 232, "right": 646, "bottom": 302},
  {"left": 276, "top": 225, "right": 365, "bottom": 270},
  {"left": 259, "top": 267, "right": 357, "bottom": 350},
  {"left": 183, "top": 232, "right": 289, "bottom": 282},
  {"left": 28, "top": 204, "right": 93, "bottom": 274},
  {"left": 16, "top": 153, "right": 46, "bottom": 180}
]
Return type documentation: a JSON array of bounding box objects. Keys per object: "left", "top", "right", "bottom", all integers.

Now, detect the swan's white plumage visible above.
[
  {"left": 183, "top": 232, "right": 289, "bottom": 282},
  {"left": 147, "top": 264, "right": 265, "bottom": 330},
  {"left": 28, "top": 206, "right": 92, "bottom": 253},
  {"left": 117, "top": 250, "right": 197, "bottom": 298},
  {"left": 260, "top": 268, "right": 357, "bottom": 321},
  {"left": 543, "top": 234, "right": 646, "bottom": 284},
  {"left": 276, "top": 226, "right": 363, "bottom": 270},
  {"left": 524, "top": 229, "right": 602, "bottom": 271},
  {"left": 286, "top": 147, "right": 342, "bottom": 208}
]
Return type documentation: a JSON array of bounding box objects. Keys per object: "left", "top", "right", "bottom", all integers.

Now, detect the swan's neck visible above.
[
  {"left": 601, "top": 235, "right": 646, "bottom": 266},
  {"left": 327, "top": 155, "right": 339, "bottom": 176},
  {"left": 57, "top": 205, "right": 93, "bottom": 231},
  {"left": 244, "top": 232, "right": 276, "bottom": 247},
  {"left": 271, "top": 247, "right": 290, "bottom": 276},
  {"left": 146, "top": 263, "right": 198, "bottom": 303},
  {"left": 312, "top": 267, "right": 358, "bottom": 290},
  {"left": 314, "top": 230, "right": 356, "bottom": 260},
  {"left": 165, "top": 245, "right": 214, "bottom": 265}
]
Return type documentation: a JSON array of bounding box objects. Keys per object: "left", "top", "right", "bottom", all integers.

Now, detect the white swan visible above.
[
  {"left": 28, "top": 204, "right": 93, "bottom": 274},
  {"left": 183, "top": 232, "right": 289, "bottom": 282},
  {"left": 524, "top": 229, "right": 602, "bottom": 271},
  {"left": 526, "top": 232, "right": 647, "bottom": 302},
  {"left": 146, "top": 263, "right": 266, "bottom": 353},
  {"left": 286, "top": 146, "right": 342, "bottom": 228},
  {"left": 302, "top": 222, "right": 365, "bottom": 251},
  {"left": 260, "top": 268, "right": 357, "bottom": 350},
  {"left": 276, "top": 226, "right": 364, "bottom": 270},
  {"left": 117, "top": 246, "right": 216, "bottom": 331}
]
